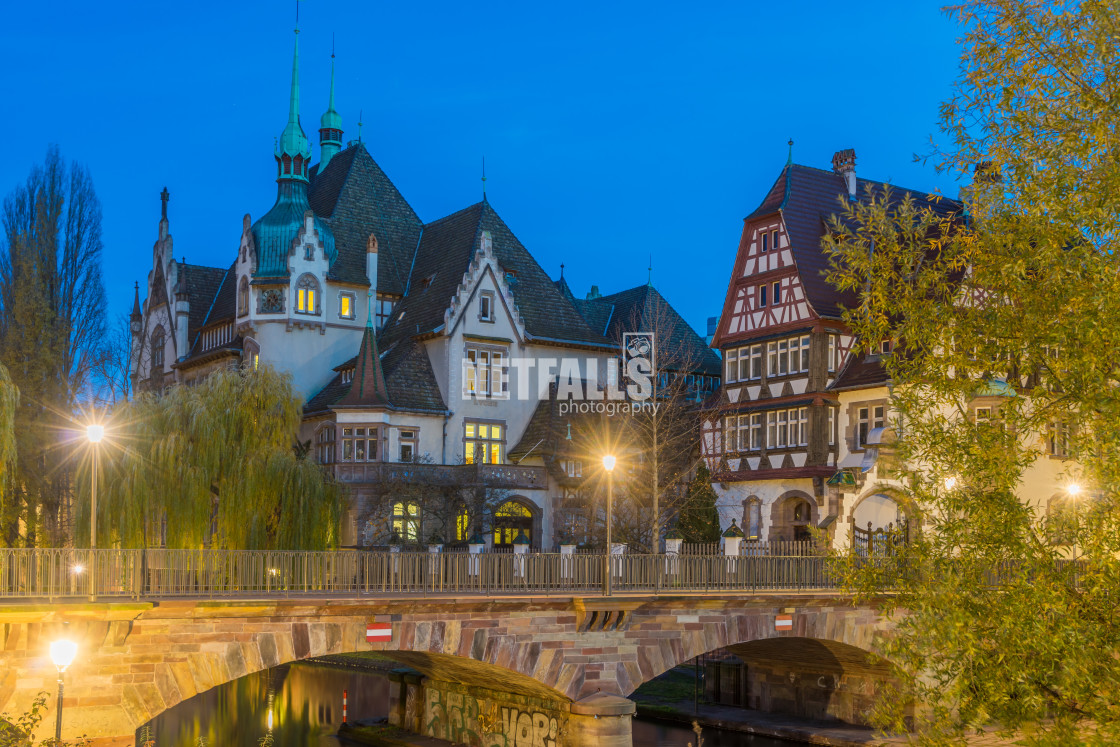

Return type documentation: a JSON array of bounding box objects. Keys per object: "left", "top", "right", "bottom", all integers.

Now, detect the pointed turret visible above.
[
  {"left": 275, "top": 28, "right": 311, "bottom": 183},
  {"left": 130, "top": 281, "right": 143, "bottom": 335},
  {"left": 337, "top": 293, "right": 390, "bottom": 407},
  {"left": 252, "top": 26, "right": 336, "bottom": 279},
  {"left": 319, "top": 53, "right": 343, "bottom": 171}
]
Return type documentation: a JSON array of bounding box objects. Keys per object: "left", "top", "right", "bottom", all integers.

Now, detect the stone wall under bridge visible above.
[{"left": 0, "top": 594, "right": 895, "bottom": 745}]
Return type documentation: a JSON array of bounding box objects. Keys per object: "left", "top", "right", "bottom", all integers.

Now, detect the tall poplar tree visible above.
[
  {"left": 0, "top": 146, "right": 106, "bottom": 545},
  {"left": 826, "top": 2, "right": 1120, "bottom": 743}
]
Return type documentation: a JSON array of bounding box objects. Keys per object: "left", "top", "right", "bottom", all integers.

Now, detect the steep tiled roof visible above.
[
  {"left": 309, "top": 144, "right": 423, "bottom": 293},
  {"left": 336, "top": 321, "right": 390, "bottom": 407},
  {"left": 576, "top": 285, "right": 722, "bottom": 376},
  {"left": 304, "top": 336, "right": 446, "bottom": 414},
  {"left": 829, "top": 349, "right": 890, "bottom": 391},
  {"left": 379, "top": 201, "right": 608, "bottom": 348},
  {"left": 745, "top": 164, "right": 962, "bottom": 320},
  {"left": 177, "top": 263, "right": 227, "bottom": 341}
]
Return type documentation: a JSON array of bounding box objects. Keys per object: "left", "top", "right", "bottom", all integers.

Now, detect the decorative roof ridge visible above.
[{"left": 442, "top": 227, "right": 528, "bottom": 342}]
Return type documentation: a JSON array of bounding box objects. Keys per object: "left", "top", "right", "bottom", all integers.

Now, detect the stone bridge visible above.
[{"left": 0, "top": 592, "right": 895, "bottom": 746}]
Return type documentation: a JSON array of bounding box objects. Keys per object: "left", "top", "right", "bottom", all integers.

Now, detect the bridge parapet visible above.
[{"left": 0, "top": 548, "right": 863, "bottom": 602}]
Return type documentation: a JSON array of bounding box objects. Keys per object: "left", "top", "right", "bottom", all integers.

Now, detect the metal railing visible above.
[{"left": 0, "top": 548, "right": 855, "bottom": 601}]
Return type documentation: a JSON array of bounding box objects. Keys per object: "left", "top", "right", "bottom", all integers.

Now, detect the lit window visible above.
[
  {"left": 456, "top": 507, "right": 470, "bottom": 541},
  {"left": 296, "top": 274, "right": 320, "bottom": 315},
  {"left": 464, "top": 421, "right": 504, "bottom": 464},
  {"left": 339, "top": 293, "right": 355, "bottom": 320},
  {"left": 391, "top": 501, "right": 420, "bottom": 543},
  {"left": 493, "top": 501, "right": 532, "bottom": 546}
]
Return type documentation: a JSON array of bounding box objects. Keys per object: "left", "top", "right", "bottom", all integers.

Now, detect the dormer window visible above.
[
  {"left": 479, "top": 291, "right": 495, "bottom": 322},
  {"left": 296, "top": 274, "right": 320, "bottom": 315}
]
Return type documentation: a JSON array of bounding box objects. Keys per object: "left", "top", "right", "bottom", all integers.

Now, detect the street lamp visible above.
[
  {"left": 602, "top": 454, "right": 616, "bottom": 596},
  {"left": 1066, "top": 482, "right": 1082, "bottom": 497},
  {"left": 49, "top": 636, "right": 78, "bottom": 741}
]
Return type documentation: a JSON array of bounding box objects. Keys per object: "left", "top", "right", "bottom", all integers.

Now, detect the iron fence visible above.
[{"left": 0, "top": 548, "right": 853, "bottom": 601}]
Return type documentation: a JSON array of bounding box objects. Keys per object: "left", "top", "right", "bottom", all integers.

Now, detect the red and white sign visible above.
[
  {"left": 775, "top": 615, "right": 793, "bottom": 631},
  {"left": 366, "top": 623, "right": 393, "bottom": 642}
]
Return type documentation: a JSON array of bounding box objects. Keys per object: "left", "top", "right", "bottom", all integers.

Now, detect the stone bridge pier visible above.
[{"left": 0, "top": 594, "right": 893, "bottom": 746}]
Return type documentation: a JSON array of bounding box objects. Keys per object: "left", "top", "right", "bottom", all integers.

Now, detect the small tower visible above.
[
  {"left": 276, "top": 27, "right": 312, "bottom": 183},
  {"left": 319, "top": 50, "right": 343, "bottom": 171}
]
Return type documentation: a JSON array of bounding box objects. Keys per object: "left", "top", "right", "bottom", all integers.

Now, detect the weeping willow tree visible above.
[
  {"left": 0, "top": 364, "right": 17, "bottom": 535},
  {"left": 824, "top": 2, "right": 1120, "bottom": 744},
  {"left": 76, "top": 364, "right": 343, "bottom": 550}
]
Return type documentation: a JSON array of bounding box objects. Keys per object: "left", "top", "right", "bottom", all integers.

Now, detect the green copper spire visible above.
[
  {"left": 319, "top": 41, "right": 343, "bottom": 171},
  {"left": 275, "top": 27, "right": 311, "bottom": 183}
]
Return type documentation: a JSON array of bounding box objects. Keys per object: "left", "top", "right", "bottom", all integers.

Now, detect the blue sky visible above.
[{"left": 0, "top": 0, "right": 962, "bottom": 337}]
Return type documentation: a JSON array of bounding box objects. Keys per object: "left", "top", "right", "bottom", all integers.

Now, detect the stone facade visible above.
[{"left": 0, "top": 595, "right": 892, "bottom": 744}]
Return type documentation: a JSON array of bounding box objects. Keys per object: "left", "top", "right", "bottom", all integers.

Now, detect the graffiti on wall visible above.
[{"left": 425, "top": 687, "right": 565, "bottom": 747}]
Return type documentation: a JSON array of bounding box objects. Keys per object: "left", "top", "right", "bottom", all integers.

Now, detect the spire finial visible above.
[
  {"left": 366, "top": 288, "right": 374, "bottom": 329},
  {"left": 560, "top": 262, "right": 565, "bottom": 279},
  {"left": 160, "top": 187, "right": 169, "bottom": 220},
  {"left": 358, "top": 109, "right": 363, "bottom": 143},
  {"left": 482, "top": 157, "right": 487, "bottom": 200},
  {"left": 295, "top": 0, "right": 300, "bottom": 31},
  {"left": 786, "top": 138, "right": 794, "bottom": 166},
  {"left": 648, "top": 254, "right": 653, "bottom": 287}
]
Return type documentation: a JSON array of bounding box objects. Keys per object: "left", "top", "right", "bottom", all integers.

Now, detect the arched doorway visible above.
[
  {"left": 492, "top": 499, "right": 535, "bottom": 548},
  {"left": 849, "top": 492, "right": 907, "bottom": 554},
  {"left": 769, "top": 492, "right": 818, "bottom": 542}
]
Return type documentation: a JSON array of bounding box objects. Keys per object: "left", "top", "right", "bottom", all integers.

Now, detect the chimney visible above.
[
  {"left": 366, "top": 233, "right": 379, "bottom": 297},
  {"left": 831, "top": 149, "right": 857, "bottom": 201}
]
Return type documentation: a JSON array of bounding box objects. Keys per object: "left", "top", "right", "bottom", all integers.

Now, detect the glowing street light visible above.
[
  {"left": 602, "top": 454, "right": 616, "bottom": 597},
  {"left": 85, "top": 424, "right": 104, "bottom": 444},
  {"left": 943, "top": 476, "right": 958, "bottom": 491},
  {"left": 49, "top": 636, "right": 78, "bottom": 741},
  {"left": 1066, "top": 482, "right": 1082, "bottom": 497}
]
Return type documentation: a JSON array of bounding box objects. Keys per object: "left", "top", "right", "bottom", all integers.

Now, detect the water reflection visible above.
[
  {"left": 632, "top": 718, "right": 793, "bottom": 747},
  {"left": 147, "top": 663, "right": 792, "bottom": 747},
  {"left": 145, "top": 662, "right": 387, "bottom": 746}
]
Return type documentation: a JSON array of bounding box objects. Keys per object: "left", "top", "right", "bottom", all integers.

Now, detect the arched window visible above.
[
  {"left": 391, "top": 501, "right": 420, "bottom": 543},
  {"left": 238, "top": 276, "right": 249, "bottom": 317},
  {"left": 493, "top": 500, "right": 533, "bottom": 547},
  {"left": 316, "top": 425, "right": 336, "bottom": 465},
  {"left": 743, "top": 497, "right": 762, "bottom": 541},
  {"left": 296, "top": 274, "right": 320, "bottom": 315},
  {"left": 243, "top": 338, "right": 260, "bottom": 371},
  {"left": 151, "top": 326, "right": 165, "bottom": 369}
]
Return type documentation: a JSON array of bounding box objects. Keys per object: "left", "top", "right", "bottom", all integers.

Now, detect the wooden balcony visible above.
[{"left": 331, "top": 462, "right": 547, "bottom": 490}]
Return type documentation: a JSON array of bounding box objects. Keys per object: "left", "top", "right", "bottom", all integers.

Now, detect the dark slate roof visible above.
[
  {"left": 574, "top": 285, "right": 722, "bottom": 376},
  {"left": 744, "top": 163, "right": 962, "bottom": 319},
  {"left": 309, "top": 144, "right": 423, "bottom": 293},
  {"left": 507, "top": 384, "right": 605, "bottom": 462},
  {"left": 183, "top": 262, "right": 238, "bottom": 358},
  {"left": 829, "top": 349, "right": 890, "bottom": 391},
  {"left": 304, "top": 336, "right": 446, "bottom": 414},
  {"left": 379, "top": 201, "right": 608, "bottom": 348},
  {"left": 336, "top": 322, "right": 390, "bottom": 407},
  {"left": 177, "top": 263, "right": 228, "bottom": 341}
]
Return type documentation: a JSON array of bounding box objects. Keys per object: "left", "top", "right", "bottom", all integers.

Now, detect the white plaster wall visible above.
[{"left": 713, "top": 477, "right": 818, "bottom": 542}]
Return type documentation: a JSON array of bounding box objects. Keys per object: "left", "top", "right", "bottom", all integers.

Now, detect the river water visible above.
[{"left": 146, "top": 662, "right": 791, "bottom": 747}]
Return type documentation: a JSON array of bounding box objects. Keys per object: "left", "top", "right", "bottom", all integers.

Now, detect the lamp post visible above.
[
  {"left": 49, "top": 635, "right": 78, "bottom": 741},
  {"left": 602, "top": 454, "right": 616, "bottom": 596}
]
